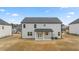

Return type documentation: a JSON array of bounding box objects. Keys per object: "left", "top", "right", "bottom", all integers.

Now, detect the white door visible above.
[{"left": 37, "top": 32, "right": 43, "bottom": 39}]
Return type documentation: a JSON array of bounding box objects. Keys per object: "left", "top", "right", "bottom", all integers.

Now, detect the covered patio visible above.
[{"left": 34, "top": 29, "right": 53, "bottom": 40}]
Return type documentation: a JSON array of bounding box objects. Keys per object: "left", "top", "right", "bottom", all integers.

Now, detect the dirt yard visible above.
[{"left": 0, "top": 33, "right": 79, "bottom": 51}]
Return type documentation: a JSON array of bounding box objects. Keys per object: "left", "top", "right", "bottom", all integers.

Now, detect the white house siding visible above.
[
  {"left": 22, "top": 24, "right": 35, "bottom": 38},
  {"left": 69, "top": 24, "right": 79, "bottom": 34},
  {"left": 0, "top": 25, "right": 12, "bottom": 38},
  {"left": 22, "top": 23, "right": 62, "bottom": 39}
]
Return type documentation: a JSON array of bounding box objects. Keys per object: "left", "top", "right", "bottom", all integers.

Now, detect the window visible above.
[
  {"left": 2, "top": 26, "right": 4, "bottom": 30},
  {"left": 45, "top": 32, "right": 48, "bottom": 35},
  {"left": 28, "top": 32, "right": 32, "bottom": 36},
  {"left": 23, "top": 24, "right": 26, "bottom": 28},
  {"left": 44, "top": 24, "right": 46, "bottom": 26},
  {"left": 58, "top": 32, "right": 60, "bottom": 36},
  {"left": 34, "top": 24, "right": 36, "bottom": 28}
]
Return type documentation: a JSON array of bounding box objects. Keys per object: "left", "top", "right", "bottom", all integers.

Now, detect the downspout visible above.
[
  {"left": 21, "top": 23, "right": 22, "bottom": 39},
  {"left": 43, "top": 32, "right": 44, "bottom": 40},
  {"left": 61, "top": 24, "right": 62, "bottom": 39}
]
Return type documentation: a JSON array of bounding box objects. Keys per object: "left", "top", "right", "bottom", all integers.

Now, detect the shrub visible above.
[
  {"left": 51, "top": 37, "right": 54, "bottom": 40},
  {"left": 54, "top": 37, "right": 58, "bottom": 39}
]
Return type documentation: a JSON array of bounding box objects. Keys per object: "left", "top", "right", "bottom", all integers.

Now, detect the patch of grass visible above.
[
  {"left": 6, "top": 40, "right": 78, "bottom": 51},
  {"left": 6, "top": 41, "right": 60, "bottom": 51},
  {"left": 1, "top": 33, "right": 79, "bottom": 51}
]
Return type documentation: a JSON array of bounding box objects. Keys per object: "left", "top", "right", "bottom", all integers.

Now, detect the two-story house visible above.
[
  {"left": 0, "top": 19, "right": 12, "bottom": 38},
  {"left": 69, "top": 18, "right": 79, "bottom": 35},
  {"left": 21, "top": 17, "right": 62, "bottom": 40}
]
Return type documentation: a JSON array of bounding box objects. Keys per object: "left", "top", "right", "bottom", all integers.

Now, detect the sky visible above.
[{"left": 0, "top": 7, "right": 79, "bottom": 25}]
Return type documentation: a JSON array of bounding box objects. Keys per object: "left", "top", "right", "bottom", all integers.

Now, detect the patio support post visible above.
[
  {"left": 51, "top": 32, "right": 52, "bottom": 38},
  {"left": 43, "top": 32, "right": 44, "bottom": 40},
  {"left": 35, "top": 32, "right": 37, "bottom": 40}
]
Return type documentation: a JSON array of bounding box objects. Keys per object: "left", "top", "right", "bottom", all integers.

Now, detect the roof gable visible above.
[
  {"left": 21, "top": 17, "right": 62, "bottom": 24},
  {"left": 69, "top": 19, "right": 79, "bottom": 25},
  {"left": 0, "top": 19, "right": 10, "bottom": 25}
]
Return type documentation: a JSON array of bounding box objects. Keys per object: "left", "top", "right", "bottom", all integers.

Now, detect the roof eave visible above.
[{"left": 21, "top": 22, "right": 62, "bottom": 24}]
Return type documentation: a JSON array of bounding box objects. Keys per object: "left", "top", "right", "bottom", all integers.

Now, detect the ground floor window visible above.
[
  {"left": 45, "top": 32, "right": 48, "bottom": 35},
  {"left": 58, "top": 32, "right": 60, "bottom": 36},
  {"left": 28, "top": 32, "right": 32, "bottom": 36}
]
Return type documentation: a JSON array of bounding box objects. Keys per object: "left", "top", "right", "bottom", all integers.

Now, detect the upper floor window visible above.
[
  {"left": 2, "top": 26, "right": 4, "bottom": 30},
  {"left": 34, "top": 24, "right": 36, "bottom": 28},
  {"left": 23, "top": 24, "right": 26, "bottom": 28},
  {"left": 44, "top": 24, "right": 46, "bottom": 26}
]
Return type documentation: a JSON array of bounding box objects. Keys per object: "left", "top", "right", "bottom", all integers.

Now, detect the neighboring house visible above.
[
  {"left": 21, "top": 17, "right": 62, "bottom": 40},
  {"left": 11, "top": 24, "right": 21, "bottom": 34},
  {"left": 69, "top": 18, "right": 79, "bottom": 35},
  {"left": 62, "top": 24, "right": 69, "bottom": 32},
  {"left": 62, "top": 24, "right": 66, "bottom": 31},
  {"left": 0, "top": 19, "right": 12, "bottom": 38}
]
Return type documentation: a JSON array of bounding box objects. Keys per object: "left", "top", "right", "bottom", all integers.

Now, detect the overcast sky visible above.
[{"left": 0, "top": 7, "right": 79, "bottom": 25}]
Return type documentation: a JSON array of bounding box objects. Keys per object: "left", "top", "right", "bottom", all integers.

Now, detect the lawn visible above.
[{"left": 0, "top": 33, "right": 79, "bottom": 51}]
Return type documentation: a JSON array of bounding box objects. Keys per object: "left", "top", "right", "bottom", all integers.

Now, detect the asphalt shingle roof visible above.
[
  {"left": 69, "top": 19, "right": 79, "bottom": 24},
  {"left": 0, "top": 19, "right": 10, "bottom": 25},
  {"left": 21, "top": 17, "right": 62, "bottom": 24}
]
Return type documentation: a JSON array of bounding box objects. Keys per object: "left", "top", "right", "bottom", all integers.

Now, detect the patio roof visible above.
[{"left": 35, "top": 29, "right": 53, "bottom": 32}]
